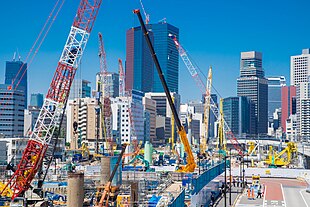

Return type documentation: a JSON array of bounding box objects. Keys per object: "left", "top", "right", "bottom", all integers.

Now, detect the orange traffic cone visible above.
[
  {"left": 247, "top": 189, "right": 251, "bottom": 199},
  {"left": 251, "top": 189, "right": 255, "bottom": 199}
]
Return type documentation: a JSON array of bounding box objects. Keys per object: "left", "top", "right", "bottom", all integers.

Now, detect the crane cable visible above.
[{"left": 5, "top": 0, "right": 65, "bottom": 168}]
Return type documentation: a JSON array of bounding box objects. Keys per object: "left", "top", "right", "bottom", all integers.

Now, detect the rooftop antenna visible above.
[{"left": 13, "top": 52, "right": 16, "bottom": 61}]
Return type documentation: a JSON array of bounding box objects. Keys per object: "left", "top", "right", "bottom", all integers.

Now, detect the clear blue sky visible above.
[{"left": 0, "top": 0, "right": 309, "bottom": 103}]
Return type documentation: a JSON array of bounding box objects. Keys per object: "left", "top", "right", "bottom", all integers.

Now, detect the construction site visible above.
[{"left": 0, "top": 0, "right": 310, "bottom": 207}]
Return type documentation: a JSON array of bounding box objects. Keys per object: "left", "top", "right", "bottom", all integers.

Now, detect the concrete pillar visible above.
[{"left": 67, "top": 172, "right": 84, "bottom": 207}]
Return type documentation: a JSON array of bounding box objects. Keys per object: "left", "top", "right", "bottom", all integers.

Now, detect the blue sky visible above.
[{"left": 0, "top": 0, "right": 309, "bottom": 103}]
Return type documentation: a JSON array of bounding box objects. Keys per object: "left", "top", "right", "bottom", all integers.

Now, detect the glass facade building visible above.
[
  {"left": 267, "top": 76, "right": 286, "bottom": 120},
  {"left": 125, "top": 22, "right": 179, "bottom": 93},
  {"left": 69, "top": 79, "right": 91, "bottom": 100},
  {"left": 125, "top": 27, "right": 154, "bottom": 93},
  {"left": 30, "top": 93, "right": 44, "bottom": 108},
  {"left": 237, "top": 51, "right": 268, "bottom": 134},
  {"left": 5, "top": 60, "right": 27, "bottom": 107}
]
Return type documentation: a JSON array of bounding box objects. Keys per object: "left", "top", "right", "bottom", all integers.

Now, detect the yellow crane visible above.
[
  {"left": 134, "top": 9, "right": 196, "bottom": 172},
  {"left": 201, "top": 67, "right": 212, "bottom": 153},
  {"left": 265, "top": 142, "right": 297, "bottom": 167}
]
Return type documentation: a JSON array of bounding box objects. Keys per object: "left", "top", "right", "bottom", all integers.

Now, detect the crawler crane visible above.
[
  {"left": 134, "top": 9, "right": 196, "bottom": 172},
  {"left": 1, "top": 0, "right": 102, "bottom": 200}
]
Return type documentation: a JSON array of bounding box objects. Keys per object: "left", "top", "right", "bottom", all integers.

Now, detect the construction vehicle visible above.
[
  {"left": 125, "top": 154, "right": 154, "bottom": 172},
  {"left": 134, "top": 9, "right": 196, "bottom": 172},
  {"left": 265, "top": 142, "right": 297, "bottom": 167},
  {"left": 0, "top": 0, "right": 102, "bottom": 200},
  {"left": 96, "top": 144, "right": 127, "bottom": 207},
  {"left": 169, "top": 35, "right": 244, "bottom": 157}
]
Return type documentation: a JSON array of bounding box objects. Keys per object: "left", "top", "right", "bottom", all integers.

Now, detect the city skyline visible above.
[{"left": 0, "top": 1, "right": 309, "bottom": 102}]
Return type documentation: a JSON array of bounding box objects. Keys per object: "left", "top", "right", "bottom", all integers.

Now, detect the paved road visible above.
[
  {"left": 235, "top": 178, "right": 310, "bottom": 207},
  {"left": 214, "top": 186, "right": 242, "bottom": 207}
]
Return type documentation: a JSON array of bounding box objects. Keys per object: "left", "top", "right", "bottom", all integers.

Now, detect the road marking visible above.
[
  {"left": 280, "top": 184, "right": 286, "bottom": 207},
  {"left": 299, "top": 189, "right": 309, "bottom": 207},
  {"left": 263, "top": 185, "right": 267, "bottom": 207}
]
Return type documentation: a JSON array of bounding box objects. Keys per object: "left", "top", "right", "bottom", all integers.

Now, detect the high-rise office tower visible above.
[
  {"left": 267, "top": 76, "right": 286, "bottom": 120},
  {"left": 125, "top": 27, "right": 154, "bottom": 93},
  {"left": 149, "top": 23, "right": 179, "bottom": 93},
  {"left": 125, "top": 22, "right": 179, "bottom": 93},
  {"left": 237, "top": 51, "right": 268, "bottom": 134},
  {"left": 96, "top": 72, "right": 119, "bottom": 98},
  {"left": 0, "top": 84, "right": 25, "bottom": 137},
  {"left": 281, "top": 86, "right": 296, "bottom": 132},
  {"left": 30, "top": 93, "right": 44, "bottom": 108},
  {"left": 223, "top": 96, "right": 255, "bottom": 136},
  {"left": 5, "top": 60, "right": 27, "bottom": 107},
  {"left": 290, "top": 49, "right": 310, "bottom": 86},
  {"left": 68, "top": 79, "right": 91, "bottom": 100}
]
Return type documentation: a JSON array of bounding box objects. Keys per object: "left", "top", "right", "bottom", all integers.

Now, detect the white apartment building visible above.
[{"left": 286, "top": 114, "right": 297, "bottom": 141}]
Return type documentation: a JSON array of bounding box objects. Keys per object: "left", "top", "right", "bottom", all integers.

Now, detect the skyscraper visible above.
[
  {"left": 237, "top": 51, "right": 268, "bottom": 134},
  {"left": 125, "top": 27, "right": 154, "bottom": 93},
  {"left": 5, "top": 60, "right": 27, "bottom": 107},
  {"left": 290, "top": 49, "right": 310, "bottom": 86},
  {"left": 281, "top": 86, "right": 296, "bottom": 132},
  {"left": 30, "top": 93, "right": 44, "bottom": 108},
  {"left": 223, "top": 96, "right": 255, "bottom": 136},
  {"left": 68, "top": 79, "right": 91, "bottom": 100},
  {"left": 125, "top": 22, "right": 179, "bottom": 93},
  {"left": 0, "top": 84, "right": 25, "bottom": 137},
  {"left": 149, "top": 23, "right": 179, "bottom": 93},
  {"left": 267, "top": 76, "right": 286, "bottom": 120}
]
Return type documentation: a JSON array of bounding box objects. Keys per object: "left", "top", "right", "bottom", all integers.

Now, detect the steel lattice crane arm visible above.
[
  {"left": 1, "top": 0, "right": 102, "bottom": 200},
  {"left": 169, "top": 35, "right": 244, "bottom": 156},
  {"left": 134, "top": 9, "right": 196, "bottom": 172},
  {"left": 118, "top": 58, "right": 125, "bottom": 97}
]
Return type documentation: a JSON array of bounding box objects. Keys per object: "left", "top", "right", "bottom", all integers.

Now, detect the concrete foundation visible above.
[{"left": 67, "top": 172, "right": 84, "bottom": 207}]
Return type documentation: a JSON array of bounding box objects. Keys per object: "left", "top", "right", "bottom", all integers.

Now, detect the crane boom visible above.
[
  {"left": 1, "top": 0, "right": 102, "bottom": 200},
  {"left": 118, "top": 58, "right": 125, "bottom": 97},
  {"left": 139, "top": 0, "right": 150, "bottom": 24},
  {"left": 201, "top": 67, "right": 212, "bottom": 152},
  {"left": 169, "top": 35, "right": 244, "bottom": 156},
  {"left": 98, "top": 32, "right": 113, "bottom": 155},
  {"left": 134, "top": 9, "right": 195, "bottom": 172}
]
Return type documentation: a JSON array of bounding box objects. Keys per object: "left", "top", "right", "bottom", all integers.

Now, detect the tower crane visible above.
[
  {"left": 134, "top": 9, "right": 196, "bottom": 172},
  {"left": 201, "top": 67, "right": 212, "bottom": 153},
  {"left": 98, "top": 32, "right": 113, "bottom": 155},
  {"left": 169, "top": 35, "right": 244, "bottom": 156},
  {"left": 118, "top": 58, "right": 125, "bottom": 97},
  {"left": 1, "top": 0, "right": 102, "bottom": 200}
]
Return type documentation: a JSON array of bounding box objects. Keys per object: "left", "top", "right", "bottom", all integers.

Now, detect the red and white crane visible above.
[
  {"left": 169, "top": 34, "right": 244, "bottom": 156},
  {"left": 1, "top": 0, "right": 102, "bottom": 200},
  {"left": 98, "top": 32, "right": 113, "bottom": 155}
]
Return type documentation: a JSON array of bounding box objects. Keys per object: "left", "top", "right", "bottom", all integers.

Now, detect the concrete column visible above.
[{"left": 67, "top": 172, "right": 84, "bottom": 207}]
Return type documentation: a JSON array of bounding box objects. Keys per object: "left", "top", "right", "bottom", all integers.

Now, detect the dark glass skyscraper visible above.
[
  {"left": 5, "top": 60, "right": 27, "bottom": 107},
  {"left": 237, "top": 51, "right": 268, "bottom": 134},
  {"left": 125, "top": 22, "right": 179, "bottom": 93},
  {"left": 149, "top": 23, "right": 179, "bottom": 93},
  {"left": 125, "top": 27, "right": 154, "bottom": 93}
]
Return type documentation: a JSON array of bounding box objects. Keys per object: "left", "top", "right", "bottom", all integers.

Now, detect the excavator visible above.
[
  {"left": 133, "top": 9, "right": 196, "bottom": 172},
  {"left": 265, "top": 142, "right": 297, "bottom": 167},
  {"left": 95, "top": 144, "right": 127, "bottom": 207}
]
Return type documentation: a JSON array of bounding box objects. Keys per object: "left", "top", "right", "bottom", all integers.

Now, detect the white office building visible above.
[
  {"left": 296, "top": 81, "right": 310, "bottom": 140},
  {"left": 291, "top": 49, "right": 310, "bottom": 86}
]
